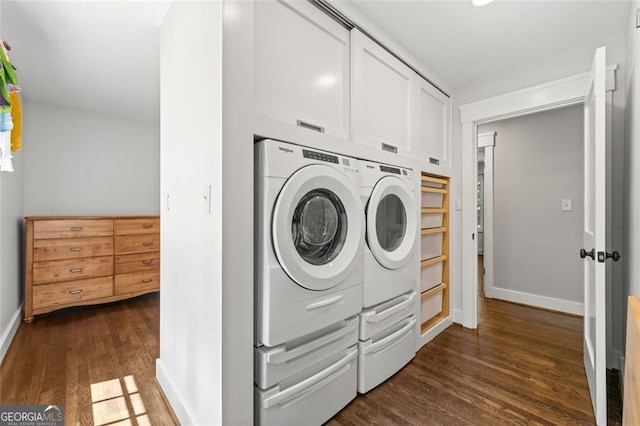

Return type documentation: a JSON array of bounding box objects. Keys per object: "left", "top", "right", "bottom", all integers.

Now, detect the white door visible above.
[
  {"left": 272, "top": 164, "right": 364, "bottom": 290},
  {"left": 581, "top": 46, "right": 607, "bottom": 425},
  {"left": 254, "top": 0, "right": 350, "bottom": 139},
  {"left": 351, "top": 29, "right": 415, "bottom": 155},
  {"left": 416, "top": 77, "right": 451, "bottom": 168},
  {"left": 366, "top": 176, "right": 417, "bottom": 269}
]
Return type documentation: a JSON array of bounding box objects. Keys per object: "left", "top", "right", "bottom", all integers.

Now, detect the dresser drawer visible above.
[
  {"left": 34, "top": 219, "right": 113, "bottom": 239},
  {"left": 33, "top": 276, "right": 113, "bottom": 310},
  {"left": 115, "top": 270, "right": 160, "bottom": 295},
  {"left": 33, "top": 237, "right": 114, "bottom": 262},
  {"left": 33, "top": 256, "right": 113, "bottom": 285},
  {"left": 115, "top": 234, "right": 160, "bottom": 254},
  {"left": 115, "top": 218, "right": 160, "bottom": 235},
  {"left": 115, "top": 252, "right": 160, "bottom": 274}
]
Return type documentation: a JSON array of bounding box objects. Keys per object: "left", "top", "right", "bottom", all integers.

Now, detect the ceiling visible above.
[
  {"left": 0, "top": 0, "right": 631, "bottom": 124},
  {"left": 348, "top": 0, "right": 630, "bottom": 91},
  {"left": 2, "top": 1, "right": 170, "bottom": 123}
]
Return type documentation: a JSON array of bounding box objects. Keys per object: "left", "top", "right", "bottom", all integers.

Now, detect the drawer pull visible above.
[
  {"left": 142, "top": 260, "right": 153, "bottom": 265},
  {"left": 70, "top": 227, "right": 83, "bottom": 231},
  {"left": 296, "top": 120, "right": 325, "bottom": 133},
  {"left": 68, "top": 289, "right": 83, "bottom": 295},
  {"left": 142, "top": 224, "right": 154, "bottom": 229},
  {"left": 69, "top": 268, "right": 83, "bottom": 273},
  {"left": 70, "top": 247, "right": 83, "bottom": 252},
  {"left": 142, "top": 242, "right": 154, "bottom": 247},
  {"left": 141, "top": 279, "right": 153, "bottom": 284}
]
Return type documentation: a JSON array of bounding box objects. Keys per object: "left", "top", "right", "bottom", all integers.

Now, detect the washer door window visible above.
[
  {"left": 367, "top": 176, "right": 417, "bottom": 270},
  {"left": 273, "top": 164, "right": 364, "bottom": 290}
]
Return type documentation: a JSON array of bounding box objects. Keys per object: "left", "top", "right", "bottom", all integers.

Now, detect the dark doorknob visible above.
[
  {"left": 580, "top": 248, "right": 595, "bottom": 260},
  {"left": 606, "top": 251, "right": 621, "bottom": 262}
]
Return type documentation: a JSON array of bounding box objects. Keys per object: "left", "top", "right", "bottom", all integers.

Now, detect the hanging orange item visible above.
[{"left": 10, "top": 91, "right": 21, "bottom": 151}]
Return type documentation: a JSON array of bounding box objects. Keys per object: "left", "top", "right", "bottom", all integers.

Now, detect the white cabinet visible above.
[
  {"left": 254, "top": 0, "right": 350, "bottom": 139},
  {"left": 416, "top": 79, "right": 450, "bottom": 168},
  {"left": 351, "top": 29, "right": 415, "bottom": 156},
  {"left": 351, "top": 29, "right": 451, "bottom": 167}
]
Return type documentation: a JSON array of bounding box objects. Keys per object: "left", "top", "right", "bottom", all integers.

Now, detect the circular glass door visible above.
[
  {"left": 366, "top": 176, "right": 417, "bottom": 270},
  {"left": 273, "top": 164, "right": 364, "bottom": 290}
]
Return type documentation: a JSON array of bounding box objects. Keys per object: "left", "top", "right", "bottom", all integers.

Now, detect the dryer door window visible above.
[
  {"left": 375, "top": 194, "right": 406, "bottom": 252},
  {"left": 292, "top": 189, "right": 347, "bottom": 266},
  {"left": 367, "top": 176, "right": 417, "bottom": 270},
  {"left": 273, "top": 164, "right": 364, "bottom": 291}
]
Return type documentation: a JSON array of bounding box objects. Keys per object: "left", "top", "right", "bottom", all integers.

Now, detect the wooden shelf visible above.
[
  {"left": 421, "top": 227, "right": 446, "bottom": 235},
  {"left": 419, "top": 171, "right": 450, "bottom": 341},
  {"left": 421, "top": 207, "right": 447, "bottom": 214},
  {"left": 421, "top": 186, "right": 447, "bottom": 194},
  {"left": 421, "top": 175, "right": 448, "bottom": 186},
  {"left": 421, "top": 313, "right": 448, "bottom": 334},
  {"left": 421, "top": 282, "right": 447, "bottom": 300},
  {"left": 421, "top": 255, "right": 447, "bottom": 268}
]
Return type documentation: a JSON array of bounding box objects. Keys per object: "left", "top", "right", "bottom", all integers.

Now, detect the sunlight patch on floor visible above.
[{"left": 90, "top": 375, "right": 148, "bottom": 426}]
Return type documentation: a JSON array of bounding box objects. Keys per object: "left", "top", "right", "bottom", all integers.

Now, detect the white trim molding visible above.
[
  {"left": 491, "top": 287, "right": 583, "bottom": 316},
  {"left": 0, "top": 306, "right": 22, "bottom": 365},
  {"left": 156, "top": 359, "right": 198, "bottom": 425},
  {"left": 477, "top": 131, "right": 496, "bottom": 148},
  {"left": 459, "top": 63, "right": 618, "bottom": 330},
  {"left": 460, "top": 65, "right": 617, "bottom": 124}
]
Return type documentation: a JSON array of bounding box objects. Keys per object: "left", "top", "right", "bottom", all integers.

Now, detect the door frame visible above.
[
  {"left": 459, "top": 65, "right": 617, "bottom": 330},
  {"left": 477, "top": 132, "right": 496, "bottom": 298}
]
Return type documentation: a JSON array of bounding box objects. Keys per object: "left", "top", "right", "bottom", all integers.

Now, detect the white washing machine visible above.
[
  {"left": 359, "top": 160, "right": 418, "bottom": 308},
  {"left": 255, "top": 139, "right": 365, "bottom": 348}
]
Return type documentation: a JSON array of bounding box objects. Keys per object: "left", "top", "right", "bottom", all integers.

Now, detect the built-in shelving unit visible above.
[{"left": 419, "top": 173, "right": 450, "bottom": 334}]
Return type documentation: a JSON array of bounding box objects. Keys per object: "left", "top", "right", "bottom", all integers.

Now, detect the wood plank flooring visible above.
[
  {"left": 0, "top": 267, "right": 622, "bottom": 425},
  {"left": 328, "top": 256, "right": 622, "bottom": 425},
  {"left": 0, "top": 293, "right": 176, "bottom": 425}
]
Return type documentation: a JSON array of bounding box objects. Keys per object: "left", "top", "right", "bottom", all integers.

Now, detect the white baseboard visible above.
[
  {"left": 491, "top": 287, "right": 583, "bottom": 316},
  {"left": 452, "top": 309, "right": 463, "bottom": 325},
  {"left": 156, "top": 359, "right": 198, "bottom": 425},
  {"left": 418, "top": 316, "right": 453, "bottom": 350},
  {"left": 0, "top": 306, "right": 22, "bottom": 365}
]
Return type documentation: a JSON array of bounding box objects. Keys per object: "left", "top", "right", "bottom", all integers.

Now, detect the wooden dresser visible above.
[{"left": 24, "top": 216, "right": 160, "bottom": 322}]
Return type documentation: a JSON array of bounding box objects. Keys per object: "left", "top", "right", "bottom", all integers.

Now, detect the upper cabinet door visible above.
[
  {"left": 351, "top": 29, "right": 415, "bottom": 156},
  {"left": 416, "top": 78, "right": 450, "bottom": 168},
  {"left": 255, "top": 0, "right": 350, "bottom": 139}
]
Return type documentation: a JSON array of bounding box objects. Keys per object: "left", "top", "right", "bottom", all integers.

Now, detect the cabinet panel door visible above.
[
  {"left": 255, "top": 0, "right": 350, "bottom": 139},
  {"left": 416, "top": 79, "right": 450, "bottom": 168},
  {"left": 351, "top": 29, "right": 415, "bottom": 155}
]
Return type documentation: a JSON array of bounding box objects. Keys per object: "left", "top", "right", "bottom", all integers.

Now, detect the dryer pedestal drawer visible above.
[
  {"left": 255, "top": 346, "right": 357, "bottom": 426},
  {"left": 357, "top": 315, "right": 417, "bottom": 394}
]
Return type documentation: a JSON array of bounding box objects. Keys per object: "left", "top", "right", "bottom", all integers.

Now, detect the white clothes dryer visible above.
[
  {"left": 255, "top": 139, "right": 365, "bottom": 347},
  {"left": 359, "top": 160, "right": 418, "bottom": 308}
]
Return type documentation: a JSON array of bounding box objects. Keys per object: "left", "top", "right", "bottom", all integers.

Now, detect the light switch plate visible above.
[{"left": 561, "top": 199, "right": 572, "bottom": 212}]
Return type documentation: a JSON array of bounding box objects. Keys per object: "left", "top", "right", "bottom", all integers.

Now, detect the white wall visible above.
[
  {"left": 0, "top": 0, "right": 26, "bottom": 364},
  {"left": 22, "top": 101, "right": 159, "bottom": 216},
  {"left": 479, "top": 105, "right": 584, "bottom": 311},
  {"left": 158, "top": 1, "right": 256, "bottom": 423},
  {"left": 0, "top": 153, "right": 24, "bottom": 364},
  {"left": 623, "top": 1, "right": 640, "bottom": 367}
]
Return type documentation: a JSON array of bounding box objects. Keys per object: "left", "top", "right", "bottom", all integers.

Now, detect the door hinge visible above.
[{"left": 472, "top": 233, "right": 475, "bottom": 240}]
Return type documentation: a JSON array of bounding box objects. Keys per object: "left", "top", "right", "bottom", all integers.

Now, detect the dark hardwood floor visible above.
[
  {"left": 0, "top": 293, "right": 176, "bottom": 425},
  {"left": 328, "top": 256, "right": 622, "bottom": 425},
  {"left": 1, "top": 260, "right": 623, "bottom": 425}
]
